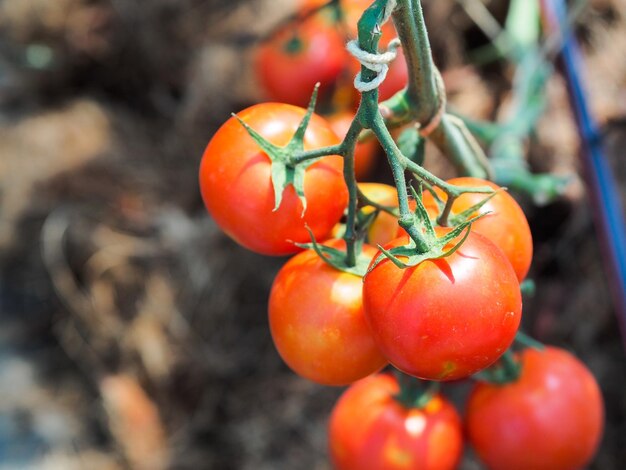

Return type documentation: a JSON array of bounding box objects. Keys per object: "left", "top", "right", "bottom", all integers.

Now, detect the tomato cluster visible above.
[
  {"left": 198, "top": 0, "right": 605, "bottom": 467},
  {"left": 256, "top": 0, "right": 408, "bottom": 108}
]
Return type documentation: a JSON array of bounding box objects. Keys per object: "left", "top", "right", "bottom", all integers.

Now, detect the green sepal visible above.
[
  {"left": 520, "top": 278, "right": 536, "bottom": 296},
  {"left": 233, "top": 84, "right": 322, "bottom": 213},
  {"left": 409, "top": 184, "right": 435, "bottom": 239},
  {"left": 515, "top": 330, "right": 545, "bottom": 351},
  {"left": 397, "top": 127, "right": 425, "bottom": 165},
  {"left": 369, "top": 211, "right": 491, "bottom": 271},
  {"left": 295, "top": 228, "right": 372, "bottom": 277},
  {"left": 471, "top": 350, "right": 522, "bottom": 385},
  {"left": 447, "top": 189, "right": 502, "bottom": 226}
]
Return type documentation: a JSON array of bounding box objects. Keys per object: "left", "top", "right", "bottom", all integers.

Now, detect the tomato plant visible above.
[
  {"left": 269, "top": 241, "right": 387, "bottom": 385},
  {"left": 327, "top": 111, "right": 379, "bottom": 180},
  {"left": 199, "top": 102, "right": 347, "bottom": 255},
  {"left": 329, "top": 373, "right": 463, "bottom": 470},
  {"left": 363, "top": 231, "right": 522, "bottom": 381},
  {"left": 198, "top": 0, "right": 607, "bottom": 467},
  {"left": 466, "top": 347, "right": 604, "bottom": 470},
  {"left": 255, "top": 15, "right": 348, "bottom": 107},
  {"left": 420, "top": 177, "right": 533, "bottom": 281}
]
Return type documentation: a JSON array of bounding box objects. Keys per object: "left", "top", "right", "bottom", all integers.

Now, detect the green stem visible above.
[
  {"left": 515, "top": 331, "right": 544, "bottom": 350},
  {"left": 392, "top": 0, "right": 439, "bottom": 122},
  {"left": 371, "top": 112, "right": 429, "bottom": 252},
  {"left": 357, "top": 187, "right": 398, "bottom": 216},
  {"left": 341, "top": 119, "right": 364, "bottom": 267},
  {"left": 290, "top": 144, "right": 343, "bottom": 164},
  {"left": 393, "top": 369, "right": 440, "bottom": 409}
]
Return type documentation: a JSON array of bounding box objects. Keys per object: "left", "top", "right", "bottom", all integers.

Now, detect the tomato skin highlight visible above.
[
  {"left": 421, "top": 177, "right": 533, "bottom": 281},
  {"left": 329, "top": 374, "right": 463, "bottom": 470},
  {"left": 255, "top": 16, "right": 348, "bottom": 107},
  {"left": 362, "top": 232, "right": 522, "bottom": 381},
  {"left": 199, "top": 103, "right": 348, "bottom": 256},
  {"left": 466, "top": 347, "right": 604, "bottom": 470},
  {"left": 269, "top": 242, "right": 387, "bottom": 385}
]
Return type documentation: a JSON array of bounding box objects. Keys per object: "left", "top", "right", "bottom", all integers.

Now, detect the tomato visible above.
[
  {"left": 199, "top": 103, "right": 347, "bottom": 255},
  {"left": 420, "top": 177, "right": 533, "bottom": 281},
  {"left": 327, "top": 111, "right": 379, "bottom": 180},
  {"left": 269, "top": 241, "right": 387, "bottom": 385},
  {"left": 359, "top": 183, "right": 399, "bottom": 247},
  {"left": 329, "top": 374, "right": 463, "bottom": 470},
  {"left": 362, "top": 231, "right": 522, "bottom": 381},
  {"left": 466, "top": 347, "right": 604, "bottom": 470},
  {"left": 255, "top": 15, "right": 348, "bottom": 107}
]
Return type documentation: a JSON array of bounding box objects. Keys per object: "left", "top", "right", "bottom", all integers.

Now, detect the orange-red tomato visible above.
[
  {"left": 329, "top": 374, "right": 463, "bottom": 470},
  {"left": 199, "top": 103, "right": 347, "bottom": 255},
  {"left": 420, "top": 177, "right": 533, "bottom": 281},
  {"left": 255, "top": 15, "right": 348, "bottom": 107},
  {"left": 466, "top": 347, "right": 604, "bottom": 470},
  {"left": 327, "top": 111, "right": 379, "bottom": 180},
  {"left": 269, "top": 242, "right": 386, "bottom": 385},
  {"left": 359, "top": 183, "right": 399, "bottom": 247},
  {"left": 363, "top": 231, "right": 522, "bottom": 381}
]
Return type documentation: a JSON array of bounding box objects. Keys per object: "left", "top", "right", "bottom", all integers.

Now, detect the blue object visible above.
[{"left": 543, "top": 0, "right": 626, "bottom": 346}]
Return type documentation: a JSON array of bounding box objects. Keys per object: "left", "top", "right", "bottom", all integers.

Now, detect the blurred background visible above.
[{"left": 0, "top": 0, "right": 625, "bottom": 468}]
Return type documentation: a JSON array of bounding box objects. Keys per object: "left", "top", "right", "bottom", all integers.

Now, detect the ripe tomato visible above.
[
  {"left": 327, "top": 111, "right": 379, "bottom": 180},
  {"left": 255, "top": 15, "right": 348, "bottom": 107},
  {"left": 329, "top": 374, "right": 463, "bottom": 470},
  {"left": 359, "top": 183, "right": 399, "bottom": 247},
  {"left": 466, "top": 347, "right": 604, "bottom": 470},
  {"left": 199, "top": 103, "right": 347, "bottom": 255},
  {"left": 269, "top": 241, "right": 387, "bottom": 385},
  {"left": 420, "top": 177, "right": 533, "bottom": 281},
  {"left": 363, "top": 231, "right": 522, "bottom": 381}
]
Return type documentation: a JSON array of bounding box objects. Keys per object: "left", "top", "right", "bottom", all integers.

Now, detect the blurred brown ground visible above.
[{"left": 0, "top": 0, "right": 624, "bottom": 468}]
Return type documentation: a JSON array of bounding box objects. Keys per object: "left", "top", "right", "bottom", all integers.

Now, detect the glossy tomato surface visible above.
[
  {"left": 327, "top": 111, "right": 379, "bottom": 180},
  {"left": 421, "top": 177, "right": 533, "bottom": 281},
  {"left": 466, "top": 347, "right": 604, "bottom": 470},
  {"left": 363, "top": 232, "right": 522, "bottom": 381},
  {"left": 199, "top": 103, "right": 347, "bottom": 255},
  {"left": 255, "top": 15, "right": 348, "bottom": 107},
  {"left": 329, "top": 374, "right": 463, "bottom": 470},
  {"left": 269, "top": 242, "right": 386, "bottom": 385}
]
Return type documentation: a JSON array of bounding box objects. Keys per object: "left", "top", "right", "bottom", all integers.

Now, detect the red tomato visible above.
[
  {"left": 269, "top": 241, "right": 387, "bottom": 385},
  {"left": 255, "top": 15, "right": 348, "bottom": 107},
  {"left": 420, "top": 177, "right": 533, "bottom": 281},
  {"left": 363, "top": 231, "right": 522, "bottom": 381},
  {"left": 327, "top": 111, "right": 379, "bottom": 180},
  {"left": 199, "top": 103, "right": 348, "bottom": 255},
  {"left": 329, "top": 374, "right": 463, "bottom": 470},
  {"left": 466, "top": 347, "right": 604, "bottom": 470}
]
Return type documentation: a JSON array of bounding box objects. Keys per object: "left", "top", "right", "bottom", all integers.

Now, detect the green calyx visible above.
[
  {"left": 296, "top": 228, "right": 372, "bottom": 277},
  {"left": 393, "top": 370, "right": 440, "bottom": 410},
  {"left": 369, "top": 185, "right": 490, "bottom": 272},
  {"left": 472, "top": 349, "right": 522, "bottom": 385},
  {"left": 233, "top": 85, "right": 323, "bottom": 214}
]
